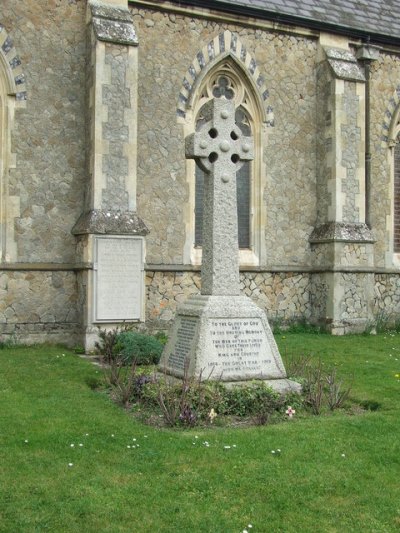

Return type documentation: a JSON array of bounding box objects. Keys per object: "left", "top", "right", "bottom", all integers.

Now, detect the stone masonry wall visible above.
[
  {"left": 0, "top": 270, "right": 81, "bottom": 344},
  {"left": 370, "top": 52, "right": 400, "bottom": 266},
  {"left": 374, "top": 274, "right": 400, "bottom": 319},
  {"left": 132, "top": 6, "right": 317, "bottom": 267},
  {"left": 2, "top": 0, "right": 86, "bottom": 263},
  {"left": 145, "top": 270, "right": 312, "bottom": 328},
  {"left": 341, "top": 81, "right": 361, "bottom": 224},
  {"left": 101, "top": 44, "right": 131, "bottom": 212}
]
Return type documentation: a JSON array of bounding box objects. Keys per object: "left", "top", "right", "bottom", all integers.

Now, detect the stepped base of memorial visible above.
[{"left": 159, "top": 294, "right": 301, "bottom": 392}]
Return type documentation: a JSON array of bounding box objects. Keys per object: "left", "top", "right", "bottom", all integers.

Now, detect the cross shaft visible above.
[{"left": 185, "top": 98, "right": 254, "bottom": 295}]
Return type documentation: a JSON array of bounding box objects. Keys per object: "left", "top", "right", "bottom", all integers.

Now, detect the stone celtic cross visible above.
[{"left": 185, "top": 98, "right": 254, "bottom": 296}]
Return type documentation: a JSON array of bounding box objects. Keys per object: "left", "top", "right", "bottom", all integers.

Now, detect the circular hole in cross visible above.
[
  {"left": 231, "top": 154, "right": 239, "bottom": 164},
  {"left": 208, "top": 128, "right": 218, "bottom": 139},
  {"left": 230, "top": 131, "right": 238, "bottom": 140},
  {"left": 209, "top": 152, "right": 218, "bottom": 163}
]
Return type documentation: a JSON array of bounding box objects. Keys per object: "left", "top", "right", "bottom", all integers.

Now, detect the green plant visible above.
[
  {"left": 94, "top": 325, "right": 126, "bottom": 363},
  {"left": 103, "top": 359, "right": 139, "bottom": 408},
  {"left": 325, "top": 367, "right": 353, "bottom": 410},
  {"left": 115, "top": 331, "right": 164, "bottom": 366},
  {"left": 154, "top": 331, "right": 168, "bottom": 345}
]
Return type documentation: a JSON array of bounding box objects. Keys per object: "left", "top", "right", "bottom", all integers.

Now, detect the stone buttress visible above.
[
  {"left": 311, "top": 37, "right": 376, "bottom": 333},
  {"left": 72, "top": 0, "right": 148, "bottom": 349}
]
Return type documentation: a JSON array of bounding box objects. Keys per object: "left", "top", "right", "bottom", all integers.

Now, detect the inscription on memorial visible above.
[
  {"left": 205, "top": 318, "right": 272, "bottom": 377},
  {"left": 168, "top": 316, "right": 197, "bottom": 371},
  {"left": 95, "top": 237, "right": 143, "bottom": 321}
]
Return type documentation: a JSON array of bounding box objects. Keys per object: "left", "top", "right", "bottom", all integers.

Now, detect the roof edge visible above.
[{"left": 156, "top": 0, "right": 400, "bottom": 47}]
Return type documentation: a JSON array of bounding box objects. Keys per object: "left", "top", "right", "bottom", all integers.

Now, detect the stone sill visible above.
[
  {"left": 0, "top": 263, "right": 92, "bottom": 271},
  {"left": 145, "top": 264, "right": 400, "bottom": 275},
  {"left": 0, "top": 263, "right": 399, "bottom": 275}
]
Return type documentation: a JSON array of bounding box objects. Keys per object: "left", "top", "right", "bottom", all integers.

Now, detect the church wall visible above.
[
  {"left": 145, "top": 270, "right": 312, "bottom": 329},
  {"left": 0, "top": 0, "right": 86, "bottom": 344},
  {"left": 370, "top": 51, "right": 400, "bottom": 267},
  {"left": 133, "top": 4, "right": 400, "bottom": 332},
  {"left": 368, "top": 51, "right": 400, "bottom": 324},
  {"left": 0, "top": 270, "right": 81, "bottom": 344},
  {"left": 132, "top": 6, "right": 318, "bottom": 268},
  {"left": 1, "top": 1, "right": 400, "bottom": 344},
  {"left": 3, "top": 0, "right": 86, "bottom": 263}
]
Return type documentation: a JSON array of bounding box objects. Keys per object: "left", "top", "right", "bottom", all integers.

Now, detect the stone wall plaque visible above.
[{"left": 94, "top": 236, "right": 143, "bottom": 321}]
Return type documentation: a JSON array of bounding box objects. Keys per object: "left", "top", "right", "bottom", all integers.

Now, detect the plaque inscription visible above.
[
  {"left": 167, "top": 316, "right": 197, "bottom": 371},
  {"left": 95, "top": 237, "right": 143, "bottom": 321},
  {"left": 205, "top": 318, "right": 272, "bottom": 377}
]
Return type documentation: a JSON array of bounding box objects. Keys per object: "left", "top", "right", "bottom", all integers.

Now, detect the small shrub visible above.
[
  {"left": 287, "top": 355, "right": 353, "bottom": 414},
  {"left": 222, "top": 383, "right": 287, "bottom": 425},
  {"left": 103, "top": 359, "right": 140, "bottom": 408},
  {"left": 325, "top": 368, "right": 353, "bottom": 410},
  {"left": 95, "top": 326, "right": 164, "bottom": 366},
  {"left": 149, "top": 367, "right": 295, "bottom": 427},
  {"left": 115, "top": 331, "right": 164, "bottom": 365},
  {"left": 95, "top": 326, "right": 126, "bottom": 364}
]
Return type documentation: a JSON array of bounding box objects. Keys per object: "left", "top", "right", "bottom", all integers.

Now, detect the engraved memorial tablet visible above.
[{"left": 94, "top": 236, "right": 143, "bottom": 321}]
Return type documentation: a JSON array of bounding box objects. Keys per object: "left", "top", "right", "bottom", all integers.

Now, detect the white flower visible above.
[
  {"left": 24, "top": 439, "right": 29, "bottom": 443},
  {"left": 224, "top": 446, "right": 231, "bottom": 449},
  {"left": 79, "top": 443, "right": 83, "bottom": 447},
  {"left": 70, "top": 444, "right": 75, "bottom": 447},
  {"left": 341, "top": 453, "right": 346, "bottom": 457},
  {"left": 68, "top": 463, "right": 73, "bottom": 467},
  {"left": 208, "top": 408, "right": 217, "bottom": 423},
  {"left": 285, "top": 406, "right": 296, "bottom": 418}
]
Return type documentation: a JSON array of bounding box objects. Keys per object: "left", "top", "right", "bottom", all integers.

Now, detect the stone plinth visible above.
[{"left": 160, "top": 294, "right": 300, "bottom": 392}]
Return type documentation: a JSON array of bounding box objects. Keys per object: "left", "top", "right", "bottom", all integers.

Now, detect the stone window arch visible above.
[
  {"left": 182, "top": 56, "right": 268, "bottom": 267},
  {"left": 394, "top": 133, "right": 400, "bottom": 254},
  {"left": 386, "top": 96, "right": 400, "bottom": 265},
  {"left": 0, "top": 24, "right": 26, "bottom": 262}
]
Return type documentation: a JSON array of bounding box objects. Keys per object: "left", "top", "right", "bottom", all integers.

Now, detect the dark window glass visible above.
[{"left": 394, "top": 136, "right": 400, "bottom": 253}]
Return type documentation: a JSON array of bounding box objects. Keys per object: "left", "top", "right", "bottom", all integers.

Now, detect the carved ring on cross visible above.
[{"left": 185, "top": 98, "right": 254, "bottom": 178}]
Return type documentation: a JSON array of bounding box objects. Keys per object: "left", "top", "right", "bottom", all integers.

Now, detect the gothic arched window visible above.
[
  {"left": 394, "top": 135, "right": 400, "bottom": 253},
  {"left": 185, "top": 64, "right": 266, "bottom": 266}
]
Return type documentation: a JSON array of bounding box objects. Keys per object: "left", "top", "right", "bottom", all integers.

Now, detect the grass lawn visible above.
[{"left": 1, "top": 333, "right": 399, "bottom": 532}]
